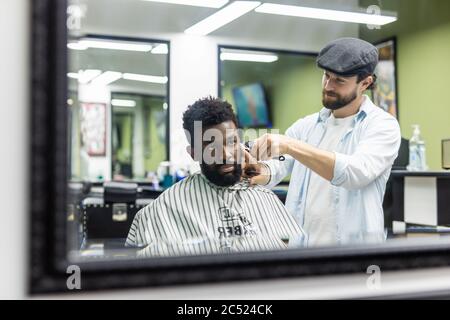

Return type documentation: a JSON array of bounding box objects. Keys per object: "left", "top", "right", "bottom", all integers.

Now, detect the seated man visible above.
[{"left": 126, "top": 97, "right": 305, "bottom": 257}]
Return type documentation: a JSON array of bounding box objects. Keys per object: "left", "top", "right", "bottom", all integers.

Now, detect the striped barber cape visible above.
[{"left": 126, "top": 172, "right": 306, "bottom": 257}]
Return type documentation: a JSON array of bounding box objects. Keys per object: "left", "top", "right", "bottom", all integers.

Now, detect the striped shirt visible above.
[{"left": 126, "top": 172, "right": 305, "bottom": 257}]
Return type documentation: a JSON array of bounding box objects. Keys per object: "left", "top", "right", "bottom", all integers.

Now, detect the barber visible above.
[{"left": 245, "top": 38, "right": 401, "bottom": 247}]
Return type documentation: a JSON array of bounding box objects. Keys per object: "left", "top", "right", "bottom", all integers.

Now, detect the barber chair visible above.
[{"left": 82, "top": 182, "right": 154, "bottom": 249}]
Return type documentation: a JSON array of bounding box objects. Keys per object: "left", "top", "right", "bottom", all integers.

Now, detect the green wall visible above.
[
  {"left": 114, "top": 114, "right": 133, "bottom": 164},
  {"left": 360, "top": 0, "right": 450, "bottom": 170},
  {"left": 270, "top": 60, "right": 323, "bottom": 133},
  {"left": 221, "top": 0, "right": 450, "bottom": 170},
  {"left": 69, "top": 93, "right": 81, "bottom": 179},
  {"left": 144, "top": 98, "right": 166, "bottom": 173},
  {"left": 221, "top": 55, "right": 323, "bottom": 182},
  {"left": 221, "top": 54, "right": 322, "bottom": 135}
]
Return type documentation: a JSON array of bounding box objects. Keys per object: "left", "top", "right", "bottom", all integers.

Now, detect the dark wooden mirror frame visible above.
[{"left": 30, "top": 0, "right": 450, "bottom": 296}]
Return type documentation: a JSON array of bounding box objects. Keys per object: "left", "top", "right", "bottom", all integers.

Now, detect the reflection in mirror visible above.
[
  {"left": 111, "top": 93, "right": 167, "bottom": 181},
  {"left": 67, "top": 0, "right": 170, "bottom": 260},
  {"left": 219, "top": 47, "right": 319, "bottom": 134},
  {"left": 68, "top": 36, "right": 169, "bottom": 182},
  {"left": 65, "top": 0, "right": 450, "bottom": 263}
]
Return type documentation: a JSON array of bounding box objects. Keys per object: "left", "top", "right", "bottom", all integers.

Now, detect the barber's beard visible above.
[
  {"left": 200, "top": 163, "right": 242, "bottom": 187},
  {"left": 322, "top": 88, "right": 358, "bottom": 110}
]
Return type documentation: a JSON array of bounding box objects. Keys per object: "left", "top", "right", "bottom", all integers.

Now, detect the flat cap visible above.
[{"left": 317, "top": 38, "right": 379, "bottom": 77}]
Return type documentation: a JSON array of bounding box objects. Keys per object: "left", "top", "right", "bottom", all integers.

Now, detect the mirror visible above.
[
  {"left": 219, "top": 47, "right": 319, "bottom": 134},
  {"left": 64, "top": 0, "right": 450, "bottom": 263},
  {"left": 110, "top": 93, "right": 167, "bottom": 181},
  {"left": 67, "top": 35, "right": 169, "bottom": 183}
]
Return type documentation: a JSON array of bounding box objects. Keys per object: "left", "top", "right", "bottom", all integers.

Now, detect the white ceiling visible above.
[
  {"left": 75, "top": 0, "right": 363, "bottom": 48},
  {"left": 76, "top": 0, "right": 362, "bottom": 37},
  {"left": 68, "top": 42, "right": 168, "bottom": 96},
  {"left": 69, "top": 0, "right": 365, "bottom": 95}
]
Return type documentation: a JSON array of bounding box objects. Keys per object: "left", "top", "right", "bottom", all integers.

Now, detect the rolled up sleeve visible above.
[
  {"left": 264, "top": 155, "right": 295, "bottom": 189},
  {"left": 331, "top": 115, "right": 401, "bottom": 190},
  {"left": 264, "top": 119, "right": 304, "bottom": 189}
]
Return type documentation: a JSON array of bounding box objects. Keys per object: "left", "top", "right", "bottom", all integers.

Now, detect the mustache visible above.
[
  {"left": 211, "top": 162, "right": 240, "bottom": 169},
  {"left": 323, "top": 90, "right": 338, "bottom": 97}
]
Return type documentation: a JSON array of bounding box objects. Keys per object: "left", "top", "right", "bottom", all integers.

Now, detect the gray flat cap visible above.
[{"left": 317, "top": 38, "right": 379, "bottom": 77}]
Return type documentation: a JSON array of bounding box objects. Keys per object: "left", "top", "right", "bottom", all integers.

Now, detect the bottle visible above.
[
  {"left": 407, "top": 124, "right": 428, "bottom": 171},
  {"left": 175, "top": 168, "right": 188, "bottom": 182},
  {"left": 147, "top": 171, "right": 159, "bottom": 190},
  {"left": 158, "top": 161, "right": 174, "bottom": 189}
]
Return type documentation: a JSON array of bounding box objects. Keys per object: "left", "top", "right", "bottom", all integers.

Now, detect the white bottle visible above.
[{"left": 407, "top": 124, "right": 428, "bottom": 171}]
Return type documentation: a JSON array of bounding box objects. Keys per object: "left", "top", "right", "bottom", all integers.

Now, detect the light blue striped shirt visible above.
[{"left": 265, "top": 96, "right": 401, "bottom": 246}]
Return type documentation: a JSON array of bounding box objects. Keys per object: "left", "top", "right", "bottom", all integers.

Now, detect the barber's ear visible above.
[{"left": 361, "top": 76, "right": 373, "bottom": 91}]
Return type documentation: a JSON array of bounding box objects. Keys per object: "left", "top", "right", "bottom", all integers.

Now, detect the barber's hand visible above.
[
  {"left": 250, "top": 134, "right": 292, "bottom": 161},
  {"left": 241, "top": 148, "right": 270, "bottom": 185}
]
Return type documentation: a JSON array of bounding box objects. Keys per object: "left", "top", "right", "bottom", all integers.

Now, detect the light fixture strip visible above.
[
  {"left": 220, "top": 52, "right": 278, "bottom": 63},
  {"left": 67, "top": 72, "right": 79, "bottom": 79},
  {"left": 151, "top": 44, "right": 169, "bottom": 54},
  {"left": 141, "top": 0, "right": 229, "bottom": 8},
  {"left": 185, "top": 1, "right": 261, "bottom": 36},
  {"left": 90, "top": 71, "right": 123, "bottom": 86},
  {"left": 122, "top": 73, "right": 168, "bottom": 84},
  {"left": 77, "top": 39, "right": 153, "bottom": 52},
  {"left": 77, "top": 69, "right": 102, "bottom": 84},
  {"left": 111, "top": 99, "right": 137, "bottom": 107},
  {"left": 255, "top": 3, "right": 397, "bottom": 26}
]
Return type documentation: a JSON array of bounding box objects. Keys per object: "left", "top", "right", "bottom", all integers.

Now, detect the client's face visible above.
[{"left": 199, "top": 121, "right": 242, "bottom": 187}]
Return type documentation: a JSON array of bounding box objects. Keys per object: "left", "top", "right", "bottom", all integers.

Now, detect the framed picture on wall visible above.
[
  {"left": 372, "top": 38, "right": 399, "bottom": 119},
  {"left": 80, "top": 102, "right": 107, "bottom": 156}
]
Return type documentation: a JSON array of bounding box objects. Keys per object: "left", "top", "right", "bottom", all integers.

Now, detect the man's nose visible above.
[
  {"left": 223, "top": 145, "right": 235, "bottom": 163},
  {"left": 323, "top": 78, "right": 333, "bottom": 91}
]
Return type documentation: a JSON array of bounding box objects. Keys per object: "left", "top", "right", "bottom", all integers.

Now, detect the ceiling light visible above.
[
  {"left": 67, "top": 72, "right": 79, "bottom": 79},
  {"left": 67, "top": 42, "right": 87, "bottom": 50},
  {"left": 151, "top": 44, "right": 169, "bottom": 54},
  {"left": 111, "top": 99, "right": 137, "bottom": 107},
  {"left": 77, "top": 39, "right": 153, "bottom": 52},
  {"left": 220, "top": 52, "right": 278, "bottom": 63},
  {"left": 77, "top": 69, "right": 102, "bottom": 84},
  {"left": 255, "top": 3, "right": 397, "bottom": 25},
  {"left": 185, "top": 1, "right": 261, "bottom": 36},
  {"left": 122, "top": 73, "right": 168, "bottom": 84},
  {"left": 90, "top": 71, "right": 123, "bottom": 86},
  {"left": 141, "top": 0, "right": 229, "bottom": 8}
]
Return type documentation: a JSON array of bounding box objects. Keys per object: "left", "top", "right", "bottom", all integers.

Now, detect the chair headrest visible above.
[{"left": 104, "top": 182, "right": 138, "bottom": 204}]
